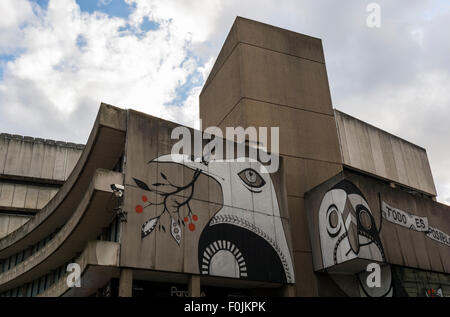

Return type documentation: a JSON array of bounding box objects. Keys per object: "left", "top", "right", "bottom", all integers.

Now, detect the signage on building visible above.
[
  {"left": 381, "top": 201, "right": 428, "bottom": 232},
  {"left": 426, "top": 227, "right": 450, "bottom": 247},
  {"left": 381, "top": 200, "right": 449, "bottom": 247}
]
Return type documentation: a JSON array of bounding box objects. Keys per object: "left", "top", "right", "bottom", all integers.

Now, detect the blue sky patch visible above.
[
  {"left": 31, "top": 0, "right": 49, "bottom": 10},
  {"left": 141, "top": 16, "right": 160, "bottom": 32},
  {"left": 0, "top": 54, "right": 17, "bottom": 80},
  {"left": 76, "top": 0, "right": 133, "bottom": 19},
  {"left": 76, "top": 34, "right": 88, "bottom": 50}
]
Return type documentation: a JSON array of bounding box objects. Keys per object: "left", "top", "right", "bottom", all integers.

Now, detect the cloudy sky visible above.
[{"left": 0, "top": 0, "right": 449, "bottom": 204}]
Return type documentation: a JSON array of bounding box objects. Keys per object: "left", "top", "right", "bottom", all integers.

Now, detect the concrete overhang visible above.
[
  {"left": 39, "top": 241, "right": 120, "bottom": 297},
  {"left": 0, "top": 169, "right": 123, "bottom": 292},
  {"left": 0, "top": 103, "right": 126, "bottom": 258}
]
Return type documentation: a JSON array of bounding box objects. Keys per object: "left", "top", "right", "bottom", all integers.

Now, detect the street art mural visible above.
[
  {"left": 131, "top": 154, "right": 295, "bottom": 284},
  {"left": 307, "top": 171, "right": 450, "bottom": 297},
  {"left": 318, "top": 180, "right": 385, "bottom": 268},
  {"left": 317, "top": 179, "right": 393, "bottom": 297}
]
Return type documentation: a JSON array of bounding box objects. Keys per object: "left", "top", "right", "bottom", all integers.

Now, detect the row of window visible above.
[
  {"left": 0, "top": 217, "right": 121, "bottom": 297},
  {"left": 0, "top": 228, "right": 60, "bottom": 274},
  {"left": 0, "top": 260, "right": 72, "bottom": 297},
  {"left": 98, "top": 216, "right": 121, "bottom": 243}
]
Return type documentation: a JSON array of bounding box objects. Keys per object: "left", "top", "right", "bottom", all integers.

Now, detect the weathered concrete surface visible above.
[
  {"left": 0, "top": 134, "right": 83, "bottom": 182},
  {"left": 0, "top": 103, "right": 126, "bottom": 259},
  {"left": 335, "top": 110, "right": 437, "bottom": 197},
  {"left": 38, "top": 241, "right": 120, "bottom": 297},
  {"left": 120, "top": 110, "right": 294, "bottom": 285},
  {"left": 0, "top": 134, "right": 84, "bottom": 236},
  {"left": 305, "top": 169, "right": 449, "bottom": 275},
  {"left": 200, "top": 16, "right": 342, "bottom": 296},
  {"left": 0, "top": 169, "right": 122, "bottom": 292}
]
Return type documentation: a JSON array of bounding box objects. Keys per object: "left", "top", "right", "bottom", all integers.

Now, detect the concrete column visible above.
[
  {"left": 188, "top": 275, "right": 201, "bottom": 297},
  {"left": 118, "top": 269, "right": 133, "bottom": 297},
  {"left": 281, "top": 285, "right": 296, "bottom": 297}
]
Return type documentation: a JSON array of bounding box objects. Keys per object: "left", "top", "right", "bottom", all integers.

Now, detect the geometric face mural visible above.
[
  {"left": 307, "top": 171, "right": 450, "bottom": 297},
  {"left": 318, "top": 180, "right": 385, "bottom": 269},
  {"left": 317, "top": 180, "right": 393, "bottom": 297},
  {"left": 131, "top": 154, "right": 295, "bottom": 284}
]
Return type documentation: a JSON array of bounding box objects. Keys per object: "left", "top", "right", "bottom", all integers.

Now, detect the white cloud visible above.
[
  {"left": 1, "top": 0, "right": 209, "bottom": 142},
  {"left": 0, "top": 0, "right": 35, "bottom": 54},
  {"left": 0, "top": 0, "right": 449, "bottom": 204}
]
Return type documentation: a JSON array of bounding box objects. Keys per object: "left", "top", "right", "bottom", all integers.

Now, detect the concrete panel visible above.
[
  {"left": 235, "top": 17, "right": 325, "bottom": 63},
  {"left": 4, "top": 139, "right": 21, "bottom": 175},
  {"left": 220, "top": 98, "right": 341, "bottom": 162},
  {"left": 40, "top": 145, "right": 57, "bottom": 180},
  {"left": 0, "top": 216, "right": 28, "bottom": 239},
  {"left": 390, "top": 137, "right": 409, "bottom": 186},
  {"left": 0, "top": 184, "right": 14, "bottom": 208},
  {"left": 202, "top": 19, "right": 239, "bottom": 91},
  {"left": 200, "top": 45, "right": 243, "bottom": 128},
  {"left": 0, "top": 137, "right": 9, "bottom": 174},
  {"left": 354, "top": 119, "right": 376, "bottom": 173},
  {"left": 53, "top": 146, "right": 68, "bottom": 181},
  {"left": 240, "top": 43, "right": 333, "bottom": 115},
  {"left": 367, "top": 128, "right": 387, "bottom": 177},
  {"left": 0, "top": 215, "right": 10, "bottom": 239},
  {"left": 64, "top": 148, "right": 82, "bottom": 180},
  {"left": 28, "top": 141, "right": 45, "bottom": 179},
  {"left": 24, "top": 186, "right": 39, "bottom": 210},
  {"left": 304, "top": 159, "right": 343, "bottom": 194},
  {"left": 36, "top": 187, "right": 51, "bottom": 210},
  {"left": 293, "top": 251, "right": 318, "bottom": 296},
  {"left": 305, "top": 169, "right": 449, "bottom": 274},
  {"left": 288, "top": 196, "right": 311, "bottom": 252},
  {"left": 11, "top": 185, "right": 27, "bottom": 209},
  {"left": 16, "top": 140, "right": 33, "bottom": 177},
  {"left": 284, "top": 157, "right": 342, "bottom": 198},
  {"left": 335, "top": 110, "right": 437, "bottom": 196},
  {"left": 202, "top": 16, "right": 325, "bottom": 92},
  {"left": 241, "top": 99, "right": 341, "bottom": 163}
]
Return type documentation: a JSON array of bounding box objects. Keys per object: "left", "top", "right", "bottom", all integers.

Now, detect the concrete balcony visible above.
[
  {"left": 0, "top": 104, "right": 126, "bottom": 259},
  {"left": 0, "top": 169, "right": 123, "bottom": 292},
  {"left": 39, "top": 241, "right": 120, "bottom": 297}
]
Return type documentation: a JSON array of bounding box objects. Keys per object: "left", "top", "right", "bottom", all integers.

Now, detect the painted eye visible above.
[
  {"left": 359, "top": 209, "right": 373, "bottom": 231},
  {"left": 326, "top": 204, "right": 341, "bottom": 238},
  {"left": 238, "top": 168, "right": 266, "bottom": 189}
]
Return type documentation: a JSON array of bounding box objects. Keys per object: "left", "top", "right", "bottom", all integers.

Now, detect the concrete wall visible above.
[
  {"left": 305, "top": 169, "right": 450, "bottom": 275},
  {"left": 200, "top": 17, "right": 343, "bottom": 296},
  {"left": 121, "top": 109, "right": 295, "bottom": 285},
  {"left": 335, "top": 110, "right": 437, "bottom": 197},
  {"left": 0, "top": 134, "right": 84, "bottom": 238}
]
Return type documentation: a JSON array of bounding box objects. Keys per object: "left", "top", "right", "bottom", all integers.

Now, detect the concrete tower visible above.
[{"left": 199, "top": 17, "right": 343, "bottom": 296}]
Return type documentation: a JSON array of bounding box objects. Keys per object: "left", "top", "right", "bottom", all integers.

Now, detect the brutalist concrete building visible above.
[{"left": 0, "top": 17, "right": 448, "bottom": 297}]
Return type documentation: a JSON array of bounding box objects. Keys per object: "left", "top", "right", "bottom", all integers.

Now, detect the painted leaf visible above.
[
  {"left": 171, "top": 217, "right": 182, "bottom": 245},
  {"left": 133, "top": 178, "right": 151, "bottom": 191},
  {"left": 160, "top": 172, "right": 168, "bottom": 180},
  {"left": 141, "top": 217, "right": 158, "bottom": 239}
]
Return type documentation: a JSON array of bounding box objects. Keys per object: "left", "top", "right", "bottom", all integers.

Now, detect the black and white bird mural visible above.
[{"left": 134, "top": 154, "right": 295, "bottom": 284}]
